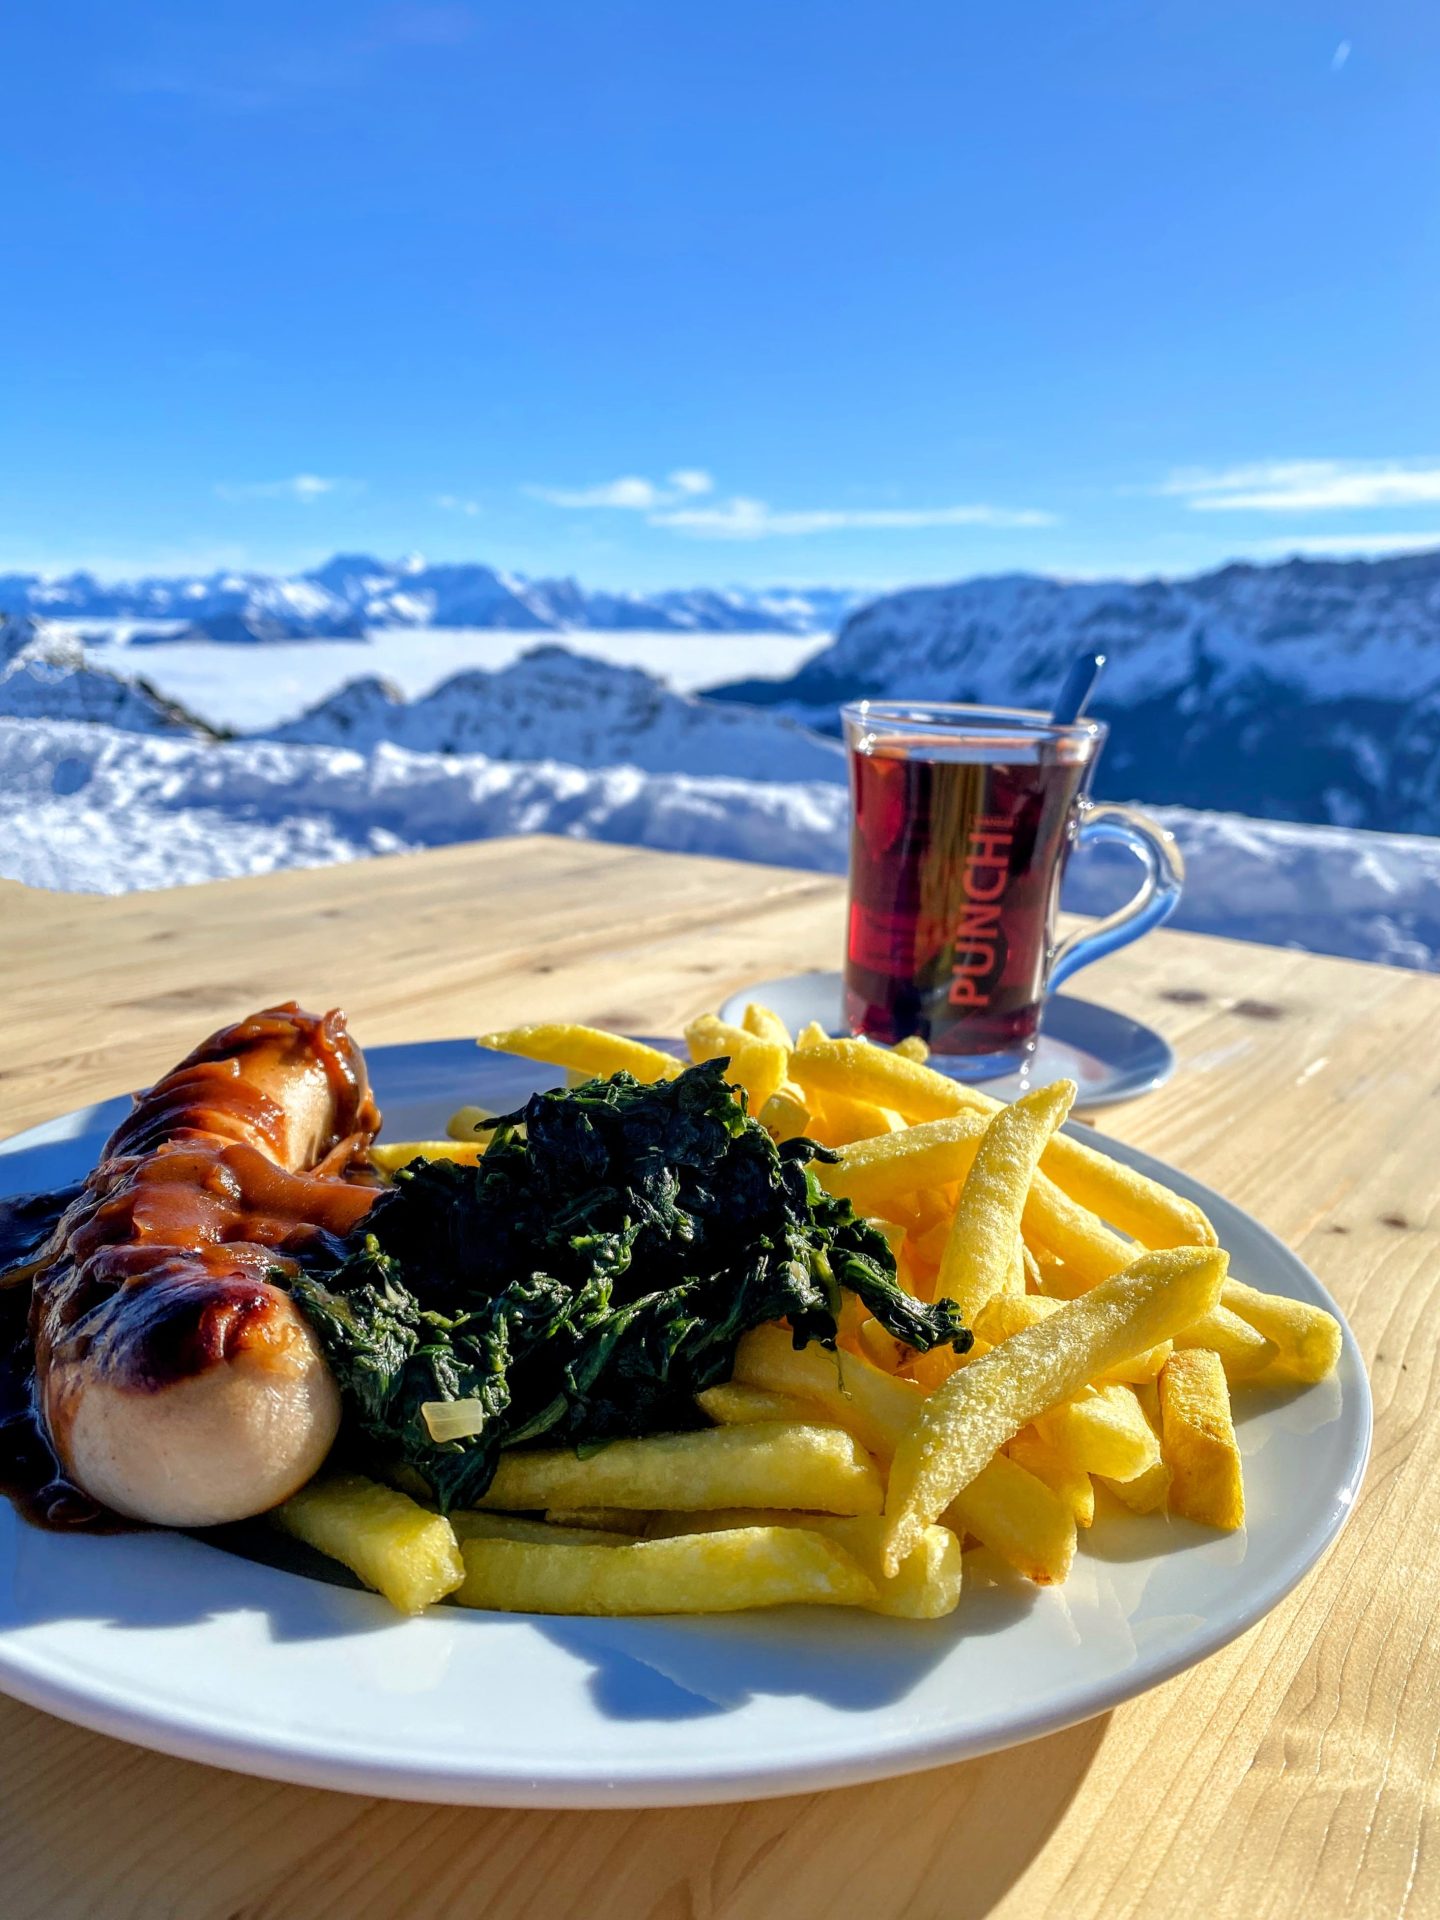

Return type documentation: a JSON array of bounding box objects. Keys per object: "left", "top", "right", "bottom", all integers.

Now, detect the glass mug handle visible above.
[{"left": 1048, "top": 801, "right": 1184, "bottom": 991}]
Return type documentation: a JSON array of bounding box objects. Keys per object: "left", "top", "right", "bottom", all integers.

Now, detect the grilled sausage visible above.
[{"left": 29, "top": 1004, "right": 379, "bottom": 1527}]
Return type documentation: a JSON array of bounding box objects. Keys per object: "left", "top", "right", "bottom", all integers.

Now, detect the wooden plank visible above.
[{"left": 0, "top": 837, "right": 1436, "bottom": 1920}]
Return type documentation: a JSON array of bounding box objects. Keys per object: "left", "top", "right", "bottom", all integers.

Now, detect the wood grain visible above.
[{"left": 2, "top": 838, "right": 1436, "bottom": 1920}]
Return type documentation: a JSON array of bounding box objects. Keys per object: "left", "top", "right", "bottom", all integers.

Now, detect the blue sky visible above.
[{"left": 2, "top": 1, "right": 1437, "bottom": 591}]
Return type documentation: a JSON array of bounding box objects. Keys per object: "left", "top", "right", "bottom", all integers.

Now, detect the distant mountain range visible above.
[
  {"left": 0, "top": 556, "right": 862, "bottom": 639},
  {"left": 6, "top": 547, "right": 1440, "bottom": 833},
  {"left": 0, "top": 615, "right": 841, "bottom": 784},
  {"left": 710, "top": 551, "right": 1440, "bottom": 833}
]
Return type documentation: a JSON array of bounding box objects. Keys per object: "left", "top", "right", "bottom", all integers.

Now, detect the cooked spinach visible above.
[{"left": 294, "top": 1058, "right": 971, "bottom": 1509}]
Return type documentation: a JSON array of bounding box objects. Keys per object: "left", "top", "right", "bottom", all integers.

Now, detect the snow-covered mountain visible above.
[
  {"left": 0, "top": 617, "right": 215, "bottom": 736},
  {"left": 263, "top": 645, "right": 845, "bottom": 784},
  {"left": 3, "top": 714, "right": 1437, "bottom": 972},
  {"left": 712, "top": 551, "right": 1440, "bottom": 834},
  {"left": 0, "top": 719, "right": 848, "bottom": 892},
  {"left": 0, "top": 557, "right": 861, "bottom": 638}
]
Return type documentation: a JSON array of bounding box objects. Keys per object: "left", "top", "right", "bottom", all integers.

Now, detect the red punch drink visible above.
[{"left": 841, "top": 704, "right": 1181, "bottom": 1078}]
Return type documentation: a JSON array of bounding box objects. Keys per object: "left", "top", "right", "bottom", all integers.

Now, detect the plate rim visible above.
[{"left": 0, "top": 1043, "right": 1372, "bottom": 1807}]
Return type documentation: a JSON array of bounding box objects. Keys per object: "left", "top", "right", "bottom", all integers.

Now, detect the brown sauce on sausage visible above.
[
  {"left": 4, "top": 1003, "right": 382, "bottom": 1530},
  {"left": 0, "top": 1187, "right": 124, "bottom": 1528}
]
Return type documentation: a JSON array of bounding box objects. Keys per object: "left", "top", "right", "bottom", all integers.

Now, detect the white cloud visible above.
[
  {"left": 215, "top": 473, "right": 352, "bottom": 503},
  {"left": 649, "top": 497, "right": 1056, "bottom": 539},
  {"left": 1255, "top": 531, "right": 1440, "bottom": 557},
  {"left": 529, "top": 470, "right": 1052, "bottom": 537},
  {"left": 435, "top": 494, "right": 483, "bottom": 517},
  {"left": 1331, "top": 39, "right": 1351, "bottom": 71},
  {"left": 530, "top": 475, "right": 671, "bottom": 510},
  {"left": 1162, "top": 460, "right": 1440, "bottom": 512},
  {"left": 527, "top": 469, "right": 712, "bottom": 510}
]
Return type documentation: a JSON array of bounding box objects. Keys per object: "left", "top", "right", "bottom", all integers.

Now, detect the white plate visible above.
[
  {"left": 718, "top": 971, "right": 1176, "bottom": 1108},
  {"left": 0, "top": 1040, "right": 1370, "bottom": 1807}
]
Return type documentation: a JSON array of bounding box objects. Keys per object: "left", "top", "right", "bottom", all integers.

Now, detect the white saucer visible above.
[{"left": 719, "top": 971, "right": 1176, "bottom": 1109}]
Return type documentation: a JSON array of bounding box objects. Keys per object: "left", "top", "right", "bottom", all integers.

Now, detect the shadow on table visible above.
[
  {"left": 340, "top": 1706, "right": 1113, "bottom": 1920},
  {"left": 0, "top": 1686, "right": 1112, "bottom": 1920}
]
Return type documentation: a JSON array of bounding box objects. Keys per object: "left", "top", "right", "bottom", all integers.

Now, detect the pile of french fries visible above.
[{"left": 278, "top": 1006, "right": 1343, "bottom": 1619}]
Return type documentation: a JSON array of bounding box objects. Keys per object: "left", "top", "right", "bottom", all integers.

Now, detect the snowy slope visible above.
[
  {"left": 0, "top": 719, "right": 847, "bottom": 891},
  {"left": 0, "top": 617, "right": 213, "bottom": 735},
  {"left": 714, "top": 551, "right": 1440, "bottom": 834},
  {"left": 0, "top": 558, "right": 861, "bottom": 638},
  {"left": 263, "top": 645, "right": 846, "bottom": 783},
  {"left": 3, "top": 715, "right": 1438, "bottom": 973}
]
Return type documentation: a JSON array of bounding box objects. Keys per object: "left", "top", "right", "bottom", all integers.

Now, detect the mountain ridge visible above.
[
  {"left": 263, "top": 643, "right": 844, "bottom": 783},
  {"left": 707, "top": 549, "right": 1440, "bottom": 833},
  {"left": 0, "top": 556, "right": 862, "bottom": 638}
]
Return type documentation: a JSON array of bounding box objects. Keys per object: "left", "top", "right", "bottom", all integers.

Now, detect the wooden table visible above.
[{"left": 1, "top": 837, "right": 1436, "bottom": 1920}]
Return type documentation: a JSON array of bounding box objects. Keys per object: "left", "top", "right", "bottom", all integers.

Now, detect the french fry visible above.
[
  {"left": 892, "top": 1035, "right": 930, "bottom": 1062},
  {"left": 1034, "top": 1131, "right": 1218, "bottom": 1252},
  {"left": 1006, "top": 1426, "right": 1095, "bottom": 1527},
  {"left": 805, "top": 1090, "right": 906, "bottom": 1148},
  {"left": 791, "top": 1035, "right": 1217, "bottom": 1249},
  {"left": 731, "top": 1324, "right": 925, "bottom": 1460},
  {"left": 944, "top": 1451, "right": 1078, "bottom": 1585},
  {"left": 904, "top": 1343, "right": 970, "bottom": 1391},
  {"left": 454, "top": 1526, "right": 877, "bottom": 1615},
  {"left": 1174, "top": 1303, "right": 1277, "bottom": 1381},
  {"left": 446, "top": 1103, "right": 494, "bottom": 1141},
  {"left": 1032, "top": 1254, "right": 1078, "bottom": 1298},
  {"left": 756, "top": 1085, "right": 813, "bottom": 1142},
  {"left": 974, "top": 1293, "right": 1171, "bottom": 1385},
  {"left": 684, "top": 1012, "right": 748, "bottom": 1061},
  {"left": 644, "top": 1511, "right": 963, "bottom": 1619},
  {"left": 730, "top": 1040, "right": 789, "bottom": 1114},
  {"left": 474, "top": 1422, "right": 885, "bottom": 1516},
  {"left": 1098, "top": 1461, "right": 1173, "bottom": 1514},
  {"left": 1221, "top": 1278, "right": 1343, "bottom": 1383},
  {"left": 273, "top": 1474, "right": 465, "bottom": 1614},
  {"left": 369, "top": 1139, "right": 487, "bottom": 1178},
  {"left": 856, "top": 1318, "right": 909, "bottom": 1373},
  {"left": 696, "top": 1381, "right": 827, "bottom": 1427},
  {"left": 741, "top": 1001, "right": 793, "bottom": 1049},
  {"left": 543, "top": 1508, "right": 649, "bottom": 1535},
  {"left": 1158, "top": 1348, "right": 1245, "bottom": 1530},
  {"left": 881, "top": 1245, "right": 1228, "bottom": 1573},
  {"left": 909, "top": 1219, "right": 954, "bottom": 1271},
  {"left": 810, "top": 1515, "right": 962, "bottom": 1617},
  {"left": 791, "top": 1036, "right": 971, "bottom": 1123},
  {"left": 685, "top": 1016, "right": 788, "bottom": 1112},
  {"left": 934, "top": 1081, "right": 1076, "bottom": 1323},
  {"left": 1022, "top": 1172, "right": 1137, "bottom": 1289},
  {"left": 1034, "top": 1383, "right": 1162, "bottom": 1482},
  {"left": 477, "top": 1022, "right": 680, "bottom": 1084},
  {"left": 998, "top": 1234, "right": 1025, "bottom": 1296},
  {"left": 815, "top": 1113, "right": 987, "bottom": 1216},
  {"left": 907, "top": 1184, "right": 957, "bottom": 1239},
  {"left": 449, "top": 1511, "right": 628, "bottom": 1546}
]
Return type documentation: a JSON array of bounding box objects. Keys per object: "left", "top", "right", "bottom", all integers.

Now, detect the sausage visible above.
[{"left": 29, "top": 1004, "right": 380, "bottom": 1527}]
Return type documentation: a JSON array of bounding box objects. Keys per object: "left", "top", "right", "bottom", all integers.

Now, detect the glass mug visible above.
[{"left": 842, "top": 701, "right": 1183, "bottom": 1077}]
